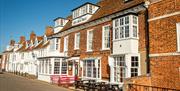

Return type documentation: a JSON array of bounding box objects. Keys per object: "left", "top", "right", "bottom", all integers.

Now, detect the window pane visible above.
[
  {"left": 61, "top": 61, "right": 67, "bottom": 74},
  {"left": 133, "top": 26, "right": 137, "bottom": 37},
  {"left": 54, "top": 59, "right": 60, "bottom": 74},
  {"left": 103, "top": 26, "right": 110, "bottom": 49},
  {"left": 120, "top": 27, "right": 124, "bottom": 38},
  {"left": 115, "top": 19, "right": 119, "bottom": 27},
  {"left": 125, "top": 16, "right": 129, "bottom": 24},
  {"left": 115, "top": 28, "right": 119, "bottom": 39},
  {"left": 88, "top": 30, "right": 93, "bottom": 50},
  {"left": 133, "top": 16, "right": 137, "bottom": 24},
  {"left": 114, "top": 56, "right": 125, "bottom": 83},
  {"left": 125, "top": 26, "right": 129, "bottom": 37},
  {"left": 120, "top": 18, "right": 124, "bottom": 25}
]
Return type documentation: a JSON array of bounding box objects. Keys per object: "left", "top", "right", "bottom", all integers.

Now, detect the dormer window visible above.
[
  {"left": 54, "top": 17, "right": 68, "bottom": 33},
  {"left": 72, "top": 2, "right": 99, "bottom": 25}
]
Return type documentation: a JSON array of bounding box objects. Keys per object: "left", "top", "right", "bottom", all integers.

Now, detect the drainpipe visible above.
[{"left": 143, "top": 1, "right": 150, "bottom": 74}]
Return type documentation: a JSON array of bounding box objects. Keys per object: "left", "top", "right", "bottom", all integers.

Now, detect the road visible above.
[{"left": 0, "top": 72, "right": 71, "bottom": 91}]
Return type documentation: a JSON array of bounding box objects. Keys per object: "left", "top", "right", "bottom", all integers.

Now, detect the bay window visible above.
[
  {"left": 39, "top": 59, "right": 51, "bottom": 74},
  {"left": 102, "top": 25, "right": 111, "bottom": 50},
  {"left": 114, "top": 56, "right": 126, "bottom": 83},
  {"left": 87, "top": 30, "right": 93, "bottom": 51},
  {"left": 113, "top": 15, "right": 138, "bottom": 40}
]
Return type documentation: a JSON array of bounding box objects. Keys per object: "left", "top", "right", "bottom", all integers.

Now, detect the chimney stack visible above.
[
  {"left": 10, "top": 40, "right": 15, "bottom": 46},
  {"left": 19, "top": 36, "right": 26, "bottom": 44},
  {"left": 45, "top": 26, "right": 54, "bottom": 37},
  {"left": 30, "top": 31, "right": 36, "bottom": 42}
]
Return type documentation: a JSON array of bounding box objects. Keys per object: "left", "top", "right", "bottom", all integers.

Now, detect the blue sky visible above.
[{"left": 0, "top": 0, "right": 98, "bottom": 53}]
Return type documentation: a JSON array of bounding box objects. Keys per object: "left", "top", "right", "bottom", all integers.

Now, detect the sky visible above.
[{"left": 0, "top": 0, "right": 98, "bottom": 53}]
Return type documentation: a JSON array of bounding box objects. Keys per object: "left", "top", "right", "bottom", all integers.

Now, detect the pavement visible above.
[{"left": 0, "top": 72, "right": 72, "bottom": 91}]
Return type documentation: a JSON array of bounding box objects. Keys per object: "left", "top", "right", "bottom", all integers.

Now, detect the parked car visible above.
[{"left": 0, "top": 68, "right": 3, "bottom": 74}]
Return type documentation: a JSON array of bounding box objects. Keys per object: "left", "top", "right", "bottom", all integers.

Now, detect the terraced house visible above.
[{"left": 2, "top": 0, "right": 180, "bottom": 90}]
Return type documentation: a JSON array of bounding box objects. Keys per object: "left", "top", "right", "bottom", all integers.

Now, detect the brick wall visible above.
[
  {"left": 148, "top": 0, "right": 180, "bottom": 90},
  {"left": 148, "top": 0, "right": 180, "bottom": 19},
  {"left": 150, "top": 56, "right": 180, "bottom": 89},
  {"left": 149, "top": 15, "right": 180, "bottom": 53}
]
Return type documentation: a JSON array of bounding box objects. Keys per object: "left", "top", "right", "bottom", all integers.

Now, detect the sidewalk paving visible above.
[{"left": 0, "top": 72, "right": 75, "bottom": 91}]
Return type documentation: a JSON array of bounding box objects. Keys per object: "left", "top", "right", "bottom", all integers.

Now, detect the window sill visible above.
[
  {"left": 74, "top": 48, "right": 80, "bottom": 50},
  {"left": 86, "top": 50, "right": 93, "bottom": 53},
  {"left": 113, "top": 37, "right": 139, "bottom": 42},
  {"left": 101, "top": 48, "right": 110, "bottom": 51}
]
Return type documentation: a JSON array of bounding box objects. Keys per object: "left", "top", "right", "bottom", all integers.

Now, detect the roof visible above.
[
  {"left": 56, "top": 0, "right": 144, "bottom": 33},
  {"left": 37, "top": 36, "right": 43, "bottom": 41}
]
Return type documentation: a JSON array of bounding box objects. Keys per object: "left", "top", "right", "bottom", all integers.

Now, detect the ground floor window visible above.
[
  {"left": 61, "top": 60, "right": 67, "bottom": 74},
  {"left": 114, "top": 56, "right": 126, "bottom": 83},
  {"left": 83, "top": 59, "right": 100, "bottom": 78},
  {"left": 54, "top": 59, "right": 60, "bottom": 74},
  {"left": 131, "top": 56, "right": 139, "bottom": 77},
  {"left": 39, "top": 59, "right": 51, "bottom": 74}
]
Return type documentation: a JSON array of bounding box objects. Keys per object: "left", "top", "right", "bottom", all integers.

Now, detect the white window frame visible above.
[
  {"left": 176, "top": 23, "right": 180, "bottom": 52},
  {"left": 64, "top": 36, "right": 69, "bottom": 52},
  {"left": 87, "top": 29, "right": 93, "bottom": 51},
  {"left": 61, "top": 60, "right": 67, "bottom": 75},
  {"left": 74, "top": 32, "right": 80, "bottom": 50},
  {"left": 130, "top": 56, "right": 139, "bottom": 77},
  {"left": 113, "top": 56, "right": 126, "bottom": 83},
  {"left": 55, "top": 38, "right": 60, "bottom": 51},
  {"left": 83, "top": 59, "right": 101, "bottom": 79},
  {"left": 102, "top": 25, "right": 111, "bottom": 50},
  {"left": 113, "top": 15, "right": 138, "bottom": 41},
  {"left": 54, "top": 59, "right": 61, "bottom": 74}
]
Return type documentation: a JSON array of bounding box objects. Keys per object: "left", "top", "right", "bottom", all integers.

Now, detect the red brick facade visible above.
[{"left": 127, "top": 0, "right": 180, "bottom": 90}]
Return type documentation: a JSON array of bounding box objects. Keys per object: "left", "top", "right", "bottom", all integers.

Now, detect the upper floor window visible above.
[
  {"left": 55, "top": 38, "right": 59, "bottom": 50},
  {"left": 87, "top": 30, "right": 93, "bottom": 51},
  {"left": 176, "top": 23, "right": 180, "bottom": 52},
  {"left": 72, "top": 3, "right": 99, "bottom": 25},
  {"left": 64, "top": 36, "right": 69, "bottom": 52},
  {"left": 55, "top": 18, "right": 65, "bottom": 27},
  {"left": 74, "top": 32, "right": 80, "bottom": 49},
  {"left": 113, "top": 15, "right": 138, "bottom": 40},
  {"left": 50, "top": 38, "right": 60, "bottom": 51},
  {"left": 102, "top": 25, "right": 111, "bottom": 50},
  {"left": 131, "top": 56, "right": 139, "bottom": 77},
  {"left": 72, "top": 3, "right": 98, "bottom": 19}
]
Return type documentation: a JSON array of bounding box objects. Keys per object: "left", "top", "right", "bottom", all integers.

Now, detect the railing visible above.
[{"left": 127, "top": 84, "right": 179, "bottom": 91}]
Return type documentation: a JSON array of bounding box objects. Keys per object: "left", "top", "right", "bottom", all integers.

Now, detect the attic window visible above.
[{"left": 72, "top": 3, "right": 99, "bottom": 25}]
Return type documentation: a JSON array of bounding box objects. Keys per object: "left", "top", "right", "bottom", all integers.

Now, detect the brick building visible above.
[
  {"left": 2, "top": 0, "right": 180, "bottom": 90},
  {"left": 126, "top": 0, "right": 180, "bottom": 90},
  {"left": 50, "top": 0, "right": 147, "bottom": 89}
]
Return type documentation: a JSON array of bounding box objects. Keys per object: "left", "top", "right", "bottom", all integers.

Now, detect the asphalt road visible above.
[{"left": 0, "top": 72, "right": 71, "bottom": 91}]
